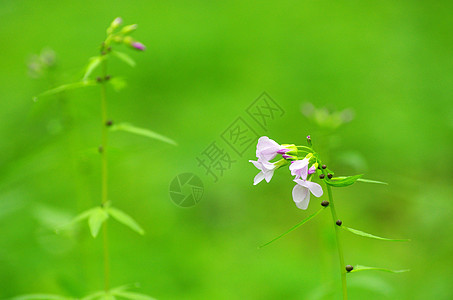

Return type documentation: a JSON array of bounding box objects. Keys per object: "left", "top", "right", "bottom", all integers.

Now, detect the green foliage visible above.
[
  {"left": 349, "top": 265, "right": 410, "bottom": 274},
  {"left": 341, "top": 226, "right": 410, "bottom": 242},
  {"left": 107, "top": 207, "right": 145, "bottom": 235},
  {"left": 83, "top": 56, "right": 104, "bottom": 81},
  {"left": 88, "top": 207, "right": 109, "bottom": 237},
  {"left": 64, "top": 205, "right": 145, "bottom": 237},
  {"left": 112, "top": 51, "right": 136, "bottom": 67},
  {"left": 259, "top": 207, "right": 325, "bottom": 248},
  {"left": 325, "top": 174, "right": 363, "bottom": 187},
  {"left": 11, "top": 294, "right": 72, "bottom": 300},
  {"left": 110, "top": 122, "right": 177, "bottom": 146},
  {"left": 109, "top": 77, "right": 127, "bottom": 91},
  {"left": 35, "top": 80, "right": 97, "bottom": 99},
  {"left": 80, "top": 285, "right": 155, "bottom": 300},
  {"left": 333, "top": 177, "right": 388, "bottom": 185}
]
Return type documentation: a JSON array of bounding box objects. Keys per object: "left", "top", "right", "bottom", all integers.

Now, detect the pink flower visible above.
[
  {"left": 292, "top": 179, "right": 323, "bottom": 210},
  {"left": 289, "top": 158, "right": 309, "bottom": 180},
  {"left": 255, "top": 136, "right": 282, "bottom": 161}
]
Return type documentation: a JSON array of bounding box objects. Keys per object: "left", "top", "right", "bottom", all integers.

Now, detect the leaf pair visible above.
[
  {"left": 83, "top": 51, "right": 135, "bottom": 80},
  {"left": 65, "top": 205, "right": 145, "bottom": 238}
]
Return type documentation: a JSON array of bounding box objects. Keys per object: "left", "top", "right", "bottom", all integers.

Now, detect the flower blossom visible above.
[
  {"left": 292, "top": 178, "right": 323, "bottom": 210},
  {"left": 256, "top": 136, "right": 283, "bottom": 161}
]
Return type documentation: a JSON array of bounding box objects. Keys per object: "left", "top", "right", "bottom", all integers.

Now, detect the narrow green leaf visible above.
[
  {"left": 35, "top": 80, "right": 97, "bottom": 99},
  {"left": 349, "top": 265, "right": 410, "bottom": 274},
  {"left": 83, "top": 56, "right": 104, "bottom": 80},
  {"left": 325, "top": 174, "right": 363, "bottom": 187},
  {"left": 357, "top": 178, "right": 388, "bottom": 185},
  {"left": 112, "top": 50, "right": 136, "bottom": 67},
  {"left": 55, "top": 207, "right": 98, "bottom": 233},
  {"left": 259, "top": 207, "right": 325, "bottom": 248},
  {"left": 333, "top": 177, "right": 388, "bottom": 185},
  {"left": 111, "top": 290, "right": 156, "bottom": 300},
  {"left": 110, "top": 122, "right": 177, "bottom": 146},
  {"left": 341, "top": 226, "right": 410, "bottom": 242},
  {"left": 107, "top": 207, "right": 145, "bottom": 235},
  {"left": 88, "top": 207, "right": 109, "bottom": 238}
]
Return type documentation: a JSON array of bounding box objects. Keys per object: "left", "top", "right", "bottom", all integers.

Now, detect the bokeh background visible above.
[{"left": 1, "top": 0, "right": 452, "bottom": 299}]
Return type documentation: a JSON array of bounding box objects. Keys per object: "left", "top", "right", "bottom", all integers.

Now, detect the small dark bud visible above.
[
  {"left": 336, "top": 220, "right": 342, "bottom": 226},
  {"left": 327, "top": 173, "right": 333, "bottom": 179},
  {"left": 321, "top": 200, "right": 329, "bottom": 207},
  {"left": 98, "top": 145, "right": 104, "bottom": 153},
  {"left": 106, "top": 120, "right": 113, "bottom": 127},
  {"left": 96, "top": 76, "right": 102, "bottom": 82},
  {"left": 105, "top": 75, "right": 111, "bottom": 81},
  {"left": 319, "top": 174, "right": 325, "bottom": 179},
  {"left": 322, "top": 164, "right": 327, "bottom": 169},
  {"left": 346, "top": 265, "right": 354, "bottom": 272}
]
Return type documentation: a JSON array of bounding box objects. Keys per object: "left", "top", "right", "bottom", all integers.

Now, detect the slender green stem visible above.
[
  {"left": 325, "top": 183, "right": 347, "bottom": 300},
  {"left": 100, "top": 57, "right": 110, "bottom": 292}
]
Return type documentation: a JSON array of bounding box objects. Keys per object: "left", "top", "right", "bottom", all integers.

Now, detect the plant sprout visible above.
[{"left": 250, "top": 136, "right": 409, "bottom": 299}]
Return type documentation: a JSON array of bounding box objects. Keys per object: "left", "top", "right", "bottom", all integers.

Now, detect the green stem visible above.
[
  {"left": 100, "top": 58, "right": 110, "bottom": 292},
  {"left": 325, "top": 183, "right": 347, "bottom": 300}
]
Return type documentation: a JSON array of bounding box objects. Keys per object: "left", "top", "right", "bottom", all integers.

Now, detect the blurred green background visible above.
[{"left": 1, "top": 0, "right": 452, "bottom": 299}]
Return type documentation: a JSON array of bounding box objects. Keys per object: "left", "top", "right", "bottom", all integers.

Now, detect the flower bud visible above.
[
  {"left": 319, "top": 174, "right": 325, "bottom": 179},
  {"left": 327, "top": 173, "right": 333, "bottom": 179},
  {"left": 346, "top": 265, "right": 353, "bottom": 272},
  {"left": 107, "top": 17, "right": 123, "bottom": 35},
  {"left": 306, "top": 135, "right": 312, "bottom": 146},
  {"left": 336, "top": 220, "right": 342, "bottom": 226},
  {"left": 322, "top": 164, "right": 327, "bottom": 169},
  {"left": 121, "top": 24, "right": 138, "bottom": 34},
  {"left": 132, "top": 41, "right": 146, "bottom": 51},
  {"left": 321, "top": 200, "right": 329, "bottom": 207},
  {"left": 106, "top": 120, "right": 113, "bottom": 127}
]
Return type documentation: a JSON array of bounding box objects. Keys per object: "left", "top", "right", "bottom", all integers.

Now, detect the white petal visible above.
[
  {"left": 305, "top": 181, "right": 323, "bottom": 197},
  {"left": 292, "top": 184, "right": 309, "bottom": 209},
  {"left": 257, "top": 136, "right": 279, "bottom": 150},
  {"left": 249, "top": 160, "right": 263, "bottom": 171},
  {"left": 295, "top": 191, "right": 310, "bottom": 210},
  {"left": 264, "top": 169, "right": 275, "bottom": 183},
  {"left": 261, "top": 160, "right": 276, "bottom": 171},
  {"left": 253, "top": 172, "right": 265, "bottom": 185}
]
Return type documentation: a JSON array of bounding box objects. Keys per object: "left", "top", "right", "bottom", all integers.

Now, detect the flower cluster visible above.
[
  {"left": 104, "top": 17, "right": 146, "bottom": 52},
  {"left": 250, "top": 136, "right": 323, "bottom": 210}
]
